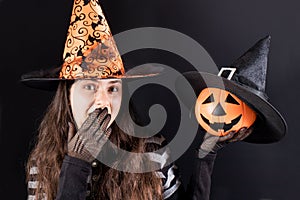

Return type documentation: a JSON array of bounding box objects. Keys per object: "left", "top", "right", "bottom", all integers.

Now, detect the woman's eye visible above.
[
  {"left": 84, "top": 84, "right": 97, "bottom": 91},
  {"left": 109, "top": 86, "right": 119, "bottom": 93}
]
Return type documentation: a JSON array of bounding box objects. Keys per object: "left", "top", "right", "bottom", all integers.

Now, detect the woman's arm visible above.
[
  {"left": 56, "top": 108, "right": 111, "bottom": 200},
  {"left": 185, "top": 151, "right": 217, "bottom": 200},
  {"left": 55, "top": 155, "right": 92, "bottom": 200}
]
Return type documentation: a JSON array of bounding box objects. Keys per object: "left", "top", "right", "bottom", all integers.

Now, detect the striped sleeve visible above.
[
  {"left": 145, "top": 135, "right": 182, "bottom": 199},
  {"left": 27, "top": 166, "right": 46, "bottom": 200}
]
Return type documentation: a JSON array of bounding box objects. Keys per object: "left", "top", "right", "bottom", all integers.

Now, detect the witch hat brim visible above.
[
  {"left": 178, "top": 71, "right": 287, "bottom": 144},
  {"left": 20, "top": 64, "right": 165, "bottom": 91}
]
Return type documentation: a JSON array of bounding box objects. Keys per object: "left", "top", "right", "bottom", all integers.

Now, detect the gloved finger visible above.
[
  {"left": 93, "top": 115, "right": 111, "bottom": 141},
  {"left": 80, "top": 108, "right": 102, "bottom": 130},
  {"left": 228, "top": 127, "right": 247, "bottom": 142},
  {"left": 100, "top": 114, "right": 111, "bottom": 131},
  {"left": 74, "top": 136, "right": 85, "bottom": 153},
  {"left": 96, "top": 108, "right": 109, "bottom": 128},
  {"left": 89, "top": 108, "right": 109, "bottom": 134},
  {"left": 104, "top": 127, "right": 112, "bottom": 138},
  {"left": 218, "top": 131, "right": 236, "bottom": 142},
  {"left": 96, "top": 127, "right": 112, "bottom": 143},
  {"left": 239, "top": 126, "right": 254, "bottom": 141},
  {"left": 87, "top": 128, "right": 112, "bottom": 159},
  {"left": 67, "top": 122, "right": 76, "bottom": 142}
]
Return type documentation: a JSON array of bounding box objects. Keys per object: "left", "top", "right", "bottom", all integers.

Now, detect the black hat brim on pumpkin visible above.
[
  {"left": 176, "top": 71, "right": 287, "bottom": 144},
  {"left": 20, "top": 64, "right": 165, "bottom": 91}
]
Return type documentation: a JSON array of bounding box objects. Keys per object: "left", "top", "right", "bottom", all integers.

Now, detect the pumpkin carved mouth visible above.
[{"left": 200, "top": 114, "right": 242, "bottom": 132}]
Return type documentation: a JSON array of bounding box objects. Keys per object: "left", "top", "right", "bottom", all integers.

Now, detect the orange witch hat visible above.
[
  {"left": 60, "top": 0, "right": 125, "bottom": 79},
  {"left": 21, "top": 0, "right": 162, "bottom": 90}
]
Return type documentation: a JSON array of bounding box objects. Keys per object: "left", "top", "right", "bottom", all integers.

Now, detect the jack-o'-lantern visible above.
[{"left": 195, "top": 87, "right": 256, "bottom": 136}]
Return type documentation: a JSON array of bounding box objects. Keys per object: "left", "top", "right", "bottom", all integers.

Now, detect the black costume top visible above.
[{"left": 28, "top": 135, "right": 216, "bottom": 200}]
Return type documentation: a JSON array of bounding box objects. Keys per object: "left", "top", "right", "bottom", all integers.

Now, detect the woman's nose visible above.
[{"left": 94, "top": 90, "right": 112, "bottom": 114}]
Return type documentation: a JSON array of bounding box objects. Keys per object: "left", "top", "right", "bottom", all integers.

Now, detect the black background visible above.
[{"left": 0, "top": 0, "right": 299, "bottom": 199}]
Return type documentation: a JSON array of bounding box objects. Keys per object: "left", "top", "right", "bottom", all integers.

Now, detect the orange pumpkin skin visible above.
[{"left": 195, "top": 88, "right": 256, "bottom": 136}]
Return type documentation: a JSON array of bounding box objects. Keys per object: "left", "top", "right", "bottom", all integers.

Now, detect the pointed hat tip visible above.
[
  {"left": 264, "top": 35, "right": 271, "bottom": 40},
  {"left": 231, "top": 35, "right": 271, "bottom": 66},
  {"left": 259, "top": 35, "right": 271, "bottom": 47}
]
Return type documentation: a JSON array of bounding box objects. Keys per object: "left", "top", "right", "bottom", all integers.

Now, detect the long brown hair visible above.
[{"left": 26, "top": 81, "right": 162, "bottom": 200}]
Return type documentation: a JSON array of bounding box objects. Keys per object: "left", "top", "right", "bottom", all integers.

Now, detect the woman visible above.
[
  {"left": 25, "top": 78, "right": 175, "bottom": 199},
  {"left": 22, "top": 0, "right": 253, "bottom": 199}
]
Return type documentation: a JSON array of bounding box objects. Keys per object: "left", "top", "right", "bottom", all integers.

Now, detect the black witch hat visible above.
[{"left": 176, "top": 35, "right": 287, "bottom": 144}]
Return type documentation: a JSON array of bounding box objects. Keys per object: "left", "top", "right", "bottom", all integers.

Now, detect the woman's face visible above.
[{"left": 69, "top": 79, "right": 122, "bottom": 129}]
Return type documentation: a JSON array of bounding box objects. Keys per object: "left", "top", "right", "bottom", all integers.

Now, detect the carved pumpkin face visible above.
[{"left": 195, "top": 88, "right": 256, "bottom": 136}]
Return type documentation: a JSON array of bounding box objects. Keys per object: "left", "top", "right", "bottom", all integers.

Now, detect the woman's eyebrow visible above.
[{"left": 108, "top": 80, "right": 122, "bottom": 84}]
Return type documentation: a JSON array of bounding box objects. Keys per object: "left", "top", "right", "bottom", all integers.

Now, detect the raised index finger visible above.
[{"left": 90, "top": 108, "right": 109, "bottom": 130}]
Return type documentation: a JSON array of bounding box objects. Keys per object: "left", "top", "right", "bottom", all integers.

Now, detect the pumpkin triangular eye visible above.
[
  {"left": 225, "top": 94, "right": 240, "bottom": 105},
  {"left": 203, "top": 94, "right": 214, "bottom": 104}
]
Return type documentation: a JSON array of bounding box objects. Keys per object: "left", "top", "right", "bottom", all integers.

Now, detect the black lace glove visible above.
[
  {"left": 67, "top": 108, "right": 112, "bottom": 163},
  {"left": 198, "top": 126, "right": 254, "bottom": 158}
]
